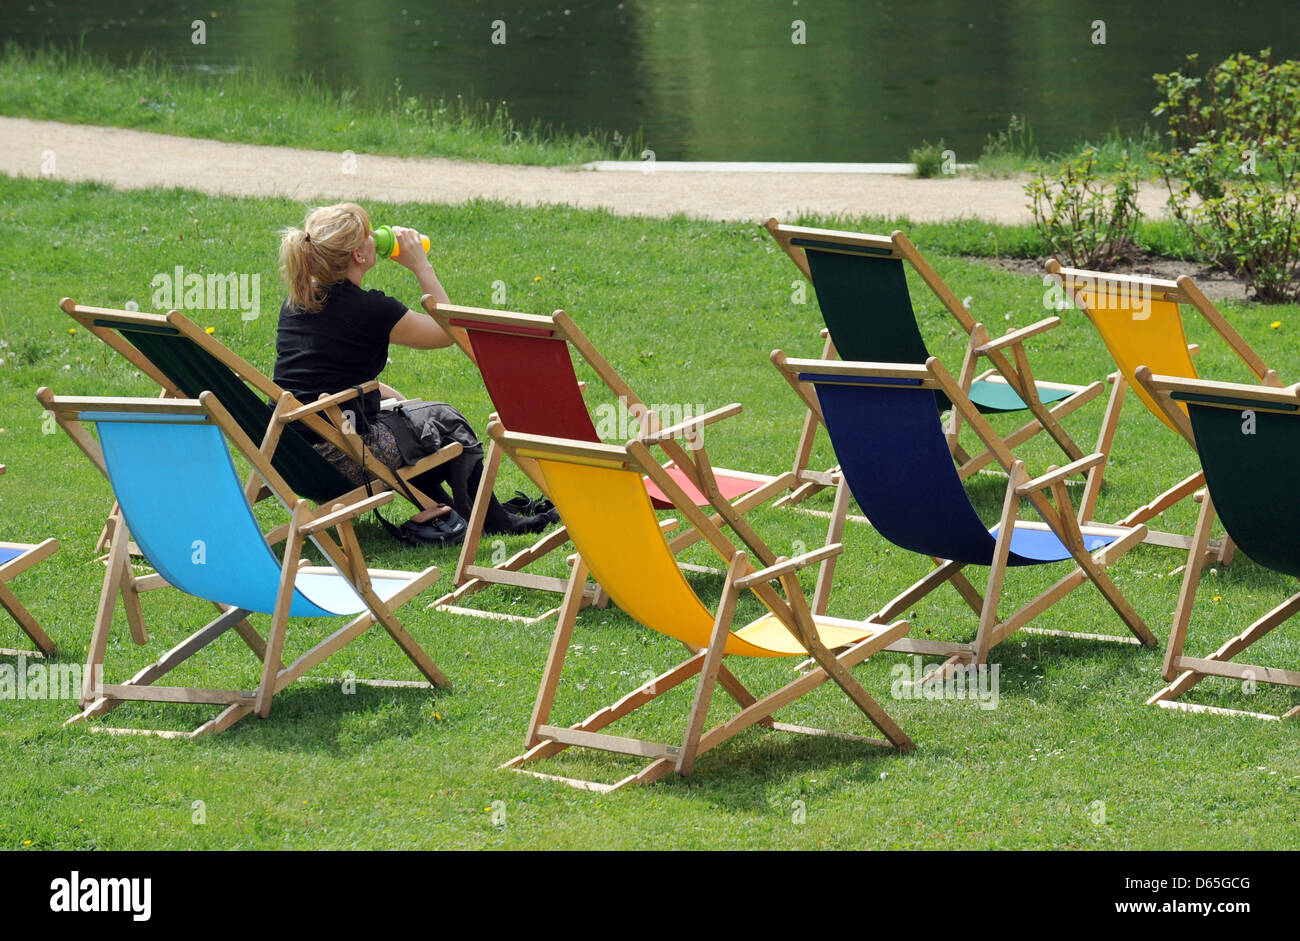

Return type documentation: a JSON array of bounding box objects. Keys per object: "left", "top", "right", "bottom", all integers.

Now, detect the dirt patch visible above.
[{"left": 982, "top": 248, "right": 1250, "bottom": 302}]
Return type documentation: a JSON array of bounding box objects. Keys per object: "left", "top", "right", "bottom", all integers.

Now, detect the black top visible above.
[{"left": 273, "top": 280, "right": 408, "bottom": 428}]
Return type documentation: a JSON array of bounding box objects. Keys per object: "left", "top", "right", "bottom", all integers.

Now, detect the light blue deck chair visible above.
[{"left": 38, "top": 387, "right": 449, "bottom": 738}]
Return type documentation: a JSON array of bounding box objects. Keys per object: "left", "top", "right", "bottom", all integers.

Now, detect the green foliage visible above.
[
  {"left": 1153, "top": 50, "right": 1300, "bottom": 302},
  {"left": 909, "top": 140, "right": 949, "bottom": 179},
  {"left": 1025, "top": 150, "right": 1141, "bottom": 268}
]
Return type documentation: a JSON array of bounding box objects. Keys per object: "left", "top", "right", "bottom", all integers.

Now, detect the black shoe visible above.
[
  {"left": 399, "top": 509, "right": 467, "bottom": 547},
  {"left": 502, "top": 490, "right": 533, "bottom": 514},
  {"left": 514, "top": 507, "right": 560, "bottom": 535}
]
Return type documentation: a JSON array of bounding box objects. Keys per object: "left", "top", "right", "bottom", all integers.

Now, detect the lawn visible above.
[{"left": 1, "top": 174, "right": 1298, "bottom": 850}]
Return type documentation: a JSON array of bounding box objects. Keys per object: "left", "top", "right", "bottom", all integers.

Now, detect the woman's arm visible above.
[{"left": 389, "top": 226, "right": 454, "bottom": 350}]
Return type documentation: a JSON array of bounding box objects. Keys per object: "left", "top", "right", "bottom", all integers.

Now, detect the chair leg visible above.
[
  {"left": 812, "top": 474, "right": 852, "bottom": 616},
  {"left": 0, "top": 583, "right": 55, "bottom": 657},
  {"left": 1079, "top": 372, "right": 1125, "bottom": 523},
  {"left": 453, "top": 437, "right": 503, "bottom": 587},
  {"left": 677, "top": 556, "right": 745, "bottom": 776},
  {"left": 254, "top": 512, "right": 304, "bottom": 719},
  {"left": 523, "top": 556, "right": 590, "bottom": 749},
  {"left": 972, "top": 471, "right": 1020, "bottom": 663}
]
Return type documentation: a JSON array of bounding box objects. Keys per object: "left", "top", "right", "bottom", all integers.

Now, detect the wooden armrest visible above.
[
  {"left": 973, "top": 317, "right": 1061, "bottom": 355},
  {"left": 1187, "top": 343, "right": 1201, "bottom": 356},
  {"left": 659, "top": 518, "right": 680, "bottom": 534},
  {"left": 280, "top": 384, "right": 380, "bottom": 424},
  {"left": 299, "top": 492, "right": 395, "bottom": 536},
  {"left": 1015, "top": 453, "right": 1107, "bottom": 495},
  {"left": 733, "top": 543, "right": 843, "bottom": 590},
  {"left": 639, "top": 403, "right": 742, "bottom": 444}
]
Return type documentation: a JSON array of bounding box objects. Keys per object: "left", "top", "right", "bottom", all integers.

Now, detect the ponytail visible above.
[{"left": 278, "top": 202, "right": 373, "bottom": 312}]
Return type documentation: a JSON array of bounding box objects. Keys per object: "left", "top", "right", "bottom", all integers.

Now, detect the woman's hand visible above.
[{"left": 391, "top": 226, "right": 432, "bottom": 272}]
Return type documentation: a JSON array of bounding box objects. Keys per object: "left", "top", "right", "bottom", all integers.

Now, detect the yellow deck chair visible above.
[
  {"left": 1047, "top": 261, "right": 1281, "bottom": 561},
  {"left": 492, "top": 421, "right": 912, "bottom": 791}
]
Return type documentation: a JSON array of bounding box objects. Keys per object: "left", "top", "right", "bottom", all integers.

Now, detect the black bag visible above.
[{"left": 374, "top": 400, "right": 484, "bottom": 465}]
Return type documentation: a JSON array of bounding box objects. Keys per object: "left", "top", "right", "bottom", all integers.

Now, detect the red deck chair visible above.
[{"left": 424, "top": 302, "right": 795, "bottom": 620}]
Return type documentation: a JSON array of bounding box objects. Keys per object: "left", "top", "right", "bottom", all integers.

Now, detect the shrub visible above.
[
  {"left": 1025, "top": 149, "right": 1140, "bottom": 269},
  {"left": 1152, "top": 50, "right": 1300, "bottom": 302},
  {"left": 909, "top": 140, "right": 949, "bottom": 178}
]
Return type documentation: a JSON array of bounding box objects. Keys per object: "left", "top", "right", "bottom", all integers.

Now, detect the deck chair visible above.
[
  {"left": 422, "top": 301, "right": 796, "bottom": 619},
  {"left": 61, "top": 299, "right": 464, "bottom": 552},
  {"left": 490, "top": 422, "right": 913, "bottom": 791},
  {"left": 770, "top": 352, "right": 1156, "bottom": 669},
  {"left": 1046, "top": 262, "right": 1281, "bottom": 559},
  {"left": 0, "top": 465, "right": 60, "bottom": 659},
  {"left": 38, "top": 387, "right": 449, "bottom": 738},
  {"left": 765, "top": 221, "right": 1103, "bottom": 506},
  {"left": 1136, "top": 370, "right": 1300, "bottom": 720}
]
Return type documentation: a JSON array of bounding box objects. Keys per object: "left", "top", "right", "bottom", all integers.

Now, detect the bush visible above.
[
  {"left": 909, "top": 140, "right": 949, "bottom": 178},
  {"left": 1153, "top": 50, "right": 1300, "bottom": 302},
  {"left": 1025, "top": 149, "right": 1140, "bottom": 268}
]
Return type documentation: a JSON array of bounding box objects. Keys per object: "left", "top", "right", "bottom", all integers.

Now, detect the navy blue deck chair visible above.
[
  {"left": 770, "top": 351, "right": 1156, "bottom": 667},
  {"left": 0, "top": 465, "right": 59, "bottom": 658},
  {"left": 1137, "top": 369, "right": 1300, "bottom": 720},
  {"left": 765, "top": 221, "right": 1103, "bottom": 505},
  {"left": 38, "top": 387, "right": 449, "bottom": 738}
]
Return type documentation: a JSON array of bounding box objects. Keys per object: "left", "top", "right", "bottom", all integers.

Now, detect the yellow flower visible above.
[
  {"left": 67, "top": 327, "right": 76, "bottom": 336},
  {"left": 205, "top": 326, "right": 216, "bottom": 335},
  {"left": 1213, "top": 594, "right": 1222, "bottom": 602},
  {"left": 23, "top": 840, "right": 31, "bottom": 846},
  {"left": 533, "top": 276, "right": 542, "bottom": 282},
  {"left": 1271, "top": 321, "right": 1281, "bottom": 329}
]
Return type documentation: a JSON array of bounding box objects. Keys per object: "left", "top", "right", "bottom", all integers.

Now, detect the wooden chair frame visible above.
[
  {"left": 61, "top": 299, "right": 464, "bottom": 553},
  {"left": 490, "top": 424, "right": 912, "bottom": 791},
  {"left": 38, "top": 387, "right": 450, "bottom": 739},
  {"left": 1137, "top": 370, "right": 1300, "bottom": 721},
  {"left": 423, "top": 300, "right": 796, "bottom": 620},
  {"left": 1045, "top": 262, "right": 1281, "bottom": 562},
  {"left": 770, "top": 352, "right": 1157, "bottom": 673},
  {"left": 766, "top": 222, "right": 1103, "bottom": 506},
  {"left": 0, "top": 466, "right": 59, "bottom": 658}
]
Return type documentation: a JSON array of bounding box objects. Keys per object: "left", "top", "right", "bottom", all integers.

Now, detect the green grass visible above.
[
  {"left": 2, "top": 175, "right": 1299, "bottom": 849},
  {"left": 0, "top": 43, "right": 641, "bottom": 167}
]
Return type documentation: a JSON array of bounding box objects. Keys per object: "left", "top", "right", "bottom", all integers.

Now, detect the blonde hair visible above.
[{"left": 279, "top": 202, "right": 373, "bottom": 312}]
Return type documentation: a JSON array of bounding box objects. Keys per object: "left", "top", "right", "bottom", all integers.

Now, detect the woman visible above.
[{"left": 274, "top": 202, "right": 556, "bottom": 544}]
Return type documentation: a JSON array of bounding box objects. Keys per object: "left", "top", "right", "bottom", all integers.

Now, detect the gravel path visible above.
[{"left": 2, "top": 116, "right": 1171, "bottom": 224}]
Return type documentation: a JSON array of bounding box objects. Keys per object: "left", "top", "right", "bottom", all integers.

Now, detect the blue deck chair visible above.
[
  {"left": 37, "top": 387, "right": 449, "bottom": 738},
  {"left": 765, "top": 221, "right": 1103, "bottom": 505},
  {"left": 770, "top": 352, "right": 1156, "bottom": 666},
  {"left": 0, "top": 465, "right": 60, "bottom": 658}
]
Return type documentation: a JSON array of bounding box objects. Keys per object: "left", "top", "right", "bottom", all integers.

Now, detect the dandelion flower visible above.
[
  {"left": 205, "top": 326, "right": 216, "bottom": 335},
  {"left": 533, "top": 276, "right": 542, "bottom": 282},
  {"left": 1271, "top": 321, "right": 1281, "bottom": 329},
  {"left": 23, "top": 839, "right": 31, "bottom": 845},
  {"left": 67, "top": 328, "right": 76, "bottom": 336},
  {"left": 1213, "top": 594, "right": 1221, "bottom": 602}
]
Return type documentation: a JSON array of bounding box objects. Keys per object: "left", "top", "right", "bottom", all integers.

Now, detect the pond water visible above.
[{"left": 3, "top": 0, "right": 1296, "bottom": 161}]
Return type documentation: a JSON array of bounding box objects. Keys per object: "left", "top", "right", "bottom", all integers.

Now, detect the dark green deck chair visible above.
[
  {"left": 1137, "top": 368, "right": 1300, "bottom": 720},
  {"left": 61, "top": 299, "right": 463, "bottom": 552},
  {"left": 765, "top": 222, "right": 1103, "bottom": 505}
]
